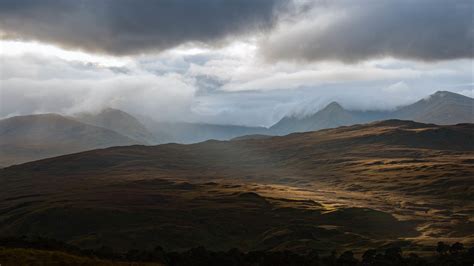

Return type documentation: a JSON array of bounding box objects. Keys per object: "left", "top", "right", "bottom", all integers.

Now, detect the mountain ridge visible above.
[
  {"left": 270, "top": 90, "right": 473, "bottom": 135},
  {"left": 1, "top": 90, "right": 472, "bottom": 167}
]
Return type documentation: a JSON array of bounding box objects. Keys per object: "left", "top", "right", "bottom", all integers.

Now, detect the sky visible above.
[{"left": 0, "top": 0, "right": 472, "bottom": 127}]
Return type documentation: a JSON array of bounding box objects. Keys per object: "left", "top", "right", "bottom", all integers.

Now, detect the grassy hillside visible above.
[{"left": 1, "top": 120, "right": 472, "bottom": 253}]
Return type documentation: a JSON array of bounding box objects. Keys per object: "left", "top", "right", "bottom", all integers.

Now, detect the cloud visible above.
[
  {"left": 1, "top": 75, "right": 196, "bottom": 120},
  {"left": 261, "top": 0, "right": 474, "bottom": 62},
  {"left": 2, "top": 0, "right": 471, "bottom": 63},
  {"left": 0, "top": 54, "right": 120, "bottom": 80},
  {"left": 0, "top": 54, "right": 196, "bottom": 120},
  {"left": 0, "top": 0, "right": 287, "bottom": 55},
  {"left": 1, "top": 44, "right": 472, "bottom": 127}
]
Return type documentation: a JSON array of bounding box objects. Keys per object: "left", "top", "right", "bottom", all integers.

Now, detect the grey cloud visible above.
[
  {"left": 2, "top": 46, "right": 472, "bottom": 127},
  {"left": 0, "top": 0, "right": 287, "bottom": 55},
  {"left": 0, "top": 54, "right": 196, "bottom": 120},
  {"left": 262, "top": 0, "right": 474, "bottom": 62}
]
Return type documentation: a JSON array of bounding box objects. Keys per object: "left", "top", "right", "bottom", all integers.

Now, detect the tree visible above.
[
  {"left": 361, "top": 249, "right": 377, "bottom": 265},
  {"left": 337, "top": 250, "right": 358, "bottom": 266},
  {"left": 449, "top": 242, "right": 464, "bottom": 255},
  {"left": 436, "top": 241, "right": 449, "bottom": 255}
]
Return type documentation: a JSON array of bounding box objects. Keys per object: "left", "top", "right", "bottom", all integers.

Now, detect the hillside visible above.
[
  {"left": 2, "top": 91, "right": 470, "bottom": 167},
  {"left": 1, "top": 120, "right": 472, "bottom": 253},
  {"left": 75, "top": 108, "right": 157, "bottom": 144},
  {"left": 0, "top": 110, "right": 268, "bottom": 166},
  {"left": 0, "top": 114, "right": 139, "bottom": 167}
]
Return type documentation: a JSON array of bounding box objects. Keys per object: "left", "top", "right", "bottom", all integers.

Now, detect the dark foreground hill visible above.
[
  {"left": 0, "top": 114, "right": 139, "bottom": 167},
  {"left": 0, "top": 120, "right": 473, "bottom": 253}
]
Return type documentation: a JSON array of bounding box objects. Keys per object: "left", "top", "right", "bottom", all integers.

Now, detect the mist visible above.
[{"left": 1, "top": 51, "right": 472, "bottom": 127}]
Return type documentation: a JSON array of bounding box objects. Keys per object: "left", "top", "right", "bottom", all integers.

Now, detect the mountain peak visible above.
[
  {"left": 322, "top": 101, "right": 344, "bottom": 112},
  {"left": 433, "top": 90, "right": 452, "bottom": 96},
  {"left": 74, "top": 108, "right": 155, "bottom": 144},
  {"left": 99, "top": 107, "right": 130, "bottom": 116},
  {"left": 102, "top": 107, "right": 124, "bottom": 112},
  {"left": 429, "top": 90, "right": 468, "bottom": 100}
]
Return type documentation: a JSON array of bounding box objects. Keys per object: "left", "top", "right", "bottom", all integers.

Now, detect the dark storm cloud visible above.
[
  {"left": 262, "top": 0, "right": 474, "bottom": 62},
  {"left": 0, "top": 0, "right": 287, "bottom": 55}
]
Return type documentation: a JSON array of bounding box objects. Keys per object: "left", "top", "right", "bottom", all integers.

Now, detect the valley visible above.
[{"left": 1, "top": 120, "right": 472, "bottom": 254}]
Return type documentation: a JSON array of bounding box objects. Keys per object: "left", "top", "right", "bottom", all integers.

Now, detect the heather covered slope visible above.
[
  {"left": 0, "top": 120, "right": 473, "bottom": 252},
  {"left": 0, "top": 114, "right": 139, "bottom": 167}
]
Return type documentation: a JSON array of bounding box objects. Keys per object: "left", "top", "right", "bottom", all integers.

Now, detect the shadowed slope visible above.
[{"left": 0, "top": 114, "right": 139, "bottom": 167}]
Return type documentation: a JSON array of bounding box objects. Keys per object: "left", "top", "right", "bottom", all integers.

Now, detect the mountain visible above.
[
  {"left": 2, "top": 91, "right": 470, "bottom": 166},
  {"left": 270, "top": 91, "right": 473, "bottom": 135},
  {"left": 393, "top": 90, "right": 474, "bottom": 124},
  {"left": 0, "top": 114, "right": 138, "bottom": 167},
  {"left": 1, "top": 120, "right": 472, "bottom": 252},
  {"left": 75, "top": 108, "right": 157, "bottom": 144},
  {"left": 143, "top": 120, "right": 268, "bottom": 144},
  {"left": 270, "top": 101, "right": 388, "bottom": 135},
  {"left": 68, "top": 90, "right": 473, "bottom": 144}
]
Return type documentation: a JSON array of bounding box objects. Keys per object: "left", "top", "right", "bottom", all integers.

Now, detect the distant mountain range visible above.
[
  {"left": 74, "top": 108, "right": 268, "bottom": 144},
  {"left": 270, "top": 91, "right": 473, "bottom": 135},
  {"left": 270, "top": 102, "right": 388, "bottom": 135},
  {"left": 0, "top": 90, "right": 472, "bottom": 166}
]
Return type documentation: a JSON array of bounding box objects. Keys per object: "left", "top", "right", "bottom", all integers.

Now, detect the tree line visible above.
[{"left": 1, "top": 236, "right": 472, "bottom": 265}]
